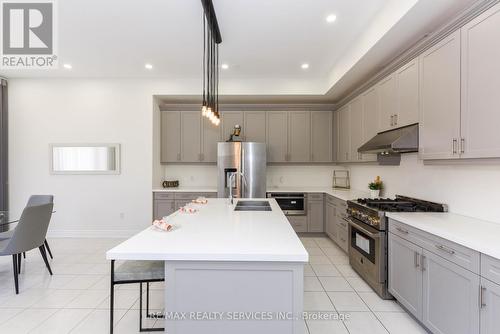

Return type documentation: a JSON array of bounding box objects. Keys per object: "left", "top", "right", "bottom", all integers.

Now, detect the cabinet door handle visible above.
[
  {"left": 396, "top": 226, "right": 409, "bottom": 234},
  {"left": 345, "top": 152, "right": 348, "bottom": 161},
  {"left": 394, "top": 114, "right": 398, "bottom": 126},
  {"left": 460, "top": 138, "right": 465, "bottom": 154},
  {"left": 420, "top": 254, "right": 426, "bottom": 271},
  {"left": 435, "top": 244, "right": 455, "bottom": 255},
  {"left": 480, "top": 286, "right": 486, "bottom": 308},
  {"left": 414, "top": 251, "right": 420, "bottom": 268},
  {"left": 390, "top": 115, "right": 394, "bottom": 126},
  {"left": 452, "top": 138, "right": 457, "bottom": 155}
]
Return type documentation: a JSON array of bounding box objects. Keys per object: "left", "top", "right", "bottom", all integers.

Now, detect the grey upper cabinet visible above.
[
  {"left": 361, "top": 87, "right": 379, "bottom": 162},
  {"left": 422, "top": 249, "right": 480, "bottom": 334},
  {"left": 377, "top": 74, "right": 397, "bottom": 132},
  {"left": 288, "top": 111, "right": 311, "bottom": 162},
  {"left": 388, "top": 232, "right": 423, "bottom": 319},
  {"left": 244, "top": 111, "right": 266, "bottom": 142},
  {"left": 311, "top": 111, "right": 332, "bottom": 162},
  {"left": 337, "top": 105, "right": 351, "bottom": 163},
  {"left": 460, "top": 4, "right": 500, "bottom": 159},
  {"left": 332, "top": 111, "right": 339, "bottom": 162},
  {"left": 307, "top": 194, "right": 324, "bottom": 233},
  {"left": 349, "top": 97, "right": 364, "bottom": 162},
  {"left": 180, "top": 111, "right": 202, "bottom": 162},
  {"left": 202, "top": 116, "right": 221, "bottom": 163},
  {"left": 221, "top": 111, "right": 244, "bottom": 142},
  {"left": 395, "top": 58, "right": 419, "bottom": 127},
  {"left": 266, "top": 112, "right": 288, "bottom": 163},
  {"left": 480, "top": 277, "right": 500, "bottom": 334},
  {"left": 419, "top": 30, "right": 461, "bottom": 160},
  {"left": 160, "top": 111, "right": 181, "bottom": 163}
]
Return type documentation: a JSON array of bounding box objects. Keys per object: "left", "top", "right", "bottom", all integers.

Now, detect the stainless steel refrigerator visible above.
[{"left": 217, "top": 142, "right": 266, "bottom": 198}]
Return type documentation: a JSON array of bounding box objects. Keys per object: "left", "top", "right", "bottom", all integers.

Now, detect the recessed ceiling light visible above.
[
  {"left": 145, "top": 63, "right": 153, "bottom": 70},
  {"left": 221, "top": 63, "right": 229, "bottom": 70},
  {"left": 63, "top": 64, "right": 72, "bottom": 69},
  {"left": 326, "top": 14, "right": 337, "bottom": 23},
  {"left": 301, "top": 63, "right": 310, "bottom": 70}
]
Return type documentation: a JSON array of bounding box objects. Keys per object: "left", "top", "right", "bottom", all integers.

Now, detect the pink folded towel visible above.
[
  {"left": 192, "top": 197, "right": 208, "bottom": 204},
  {"left": 152, "top": 219, "right": 173, "bottom": 231},
  {"left": 179, "top": 206, "right": 198, "bottom": 214}
]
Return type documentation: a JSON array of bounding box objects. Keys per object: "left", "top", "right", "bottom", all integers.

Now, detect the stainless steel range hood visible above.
[{"left": 358, "top": 124, "right": 418, "bottom": 165}]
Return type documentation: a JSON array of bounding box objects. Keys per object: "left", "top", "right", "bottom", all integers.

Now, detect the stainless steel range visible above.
[{"left": 346, "top": 195, "right": 447, "bottom": 299}]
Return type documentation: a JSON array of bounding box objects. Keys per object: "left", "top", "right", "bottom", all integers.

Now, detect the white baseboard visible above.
[{"left": 47, "top": 229, "right": 140, "bottom": 238}]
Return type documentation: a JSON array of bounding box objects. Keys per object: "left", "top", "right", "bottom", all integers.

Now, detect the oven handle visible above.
[{"left": 346, "top": 217, "right": 384, "bottom": 238}]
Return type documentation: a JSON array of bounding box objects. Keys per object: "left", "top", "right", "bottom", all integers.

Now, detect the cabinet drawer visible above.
[
  {"left": 337, "top": 224, "right": 349, "bottom": 253},
  {"left": 389, "top": 219, "right": 480, "bottom": 273},
  {"left": 482, "top": 254, "right": 500, "bottom": 285},
  {"left": 287, "top": 216, "right": 307, "bottom": 233},
  {"left": 154, "top": 192, "right": 175, "bottom": 200},
  {"left": 308, "top": 193, "right": 324, "bottom": 201}
]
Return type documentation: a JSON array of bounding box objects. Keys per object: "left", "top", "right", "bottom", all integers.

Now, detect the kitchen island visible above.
[{"left": 107, "top": 198, "right": 308, "bottom": 334}]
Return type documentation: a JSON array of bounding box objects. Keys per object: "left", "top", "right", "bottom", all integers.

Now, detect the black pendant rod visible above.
[
  {"left": 201, "top": 0, "right": 222, "bottom": 44},
  {"left": 202, "top": 12, "right": 206, "bottom": 106}
]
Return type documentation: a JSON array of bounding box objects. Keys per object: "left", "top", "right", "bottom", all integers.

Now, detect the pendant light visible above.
[{"left": 201, "top": 0, "right": 222, "bottom": 125}]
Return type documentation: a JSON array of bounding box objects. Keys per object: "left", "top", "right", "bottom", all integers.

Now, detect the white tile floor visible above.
[{"left": 0, "top": 236, "right": 429, "bottom": 333}]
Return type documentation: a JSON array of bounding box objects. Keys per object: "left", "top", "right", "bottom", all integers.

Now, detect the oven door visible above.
[{"left": 347, "top": 217, "right": 387, "bottom": 284}]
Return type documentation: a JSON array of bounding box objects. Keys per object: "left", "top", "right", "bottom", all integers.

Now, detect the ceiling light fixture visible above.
[
  {"left": 201, "top": 0, "right": 222, "bottom": 126},
  {"left": 63, "top": 64, "right": 72, "bottom": 69},
  {"left": 145, "top": 64, "right": 153, "bottom": 70},
  {"left": 326, "top": 14, "right": 337, "bottom": 23},
  {"left": 221, "top": 63, "right": 229, "bottom": 70},
  {"left": 301, "top": 63, "right": 310, "bottom": 70}
]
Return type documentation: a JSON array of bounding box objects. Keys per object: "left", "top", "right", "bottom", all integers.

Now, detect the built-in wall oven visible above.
[{"left": 266, "top": 193, "right": 306, "bottom": 216}]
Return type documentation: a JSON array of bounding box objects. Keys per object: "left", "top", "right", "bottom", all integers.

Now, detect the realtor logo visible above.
[{"left": 1, "top": 0, "right": 58, "bottom": 68}]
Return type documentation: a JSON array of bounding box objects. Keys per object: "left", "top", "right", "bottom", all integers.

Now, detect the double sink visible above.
[{"left": 234, "top": 200, "right": 272, "bottom": 212}]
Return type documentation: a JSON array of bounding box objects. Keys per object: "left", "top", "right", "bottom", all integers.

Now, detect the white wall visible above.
[
  {"left": 162, "top": 165, "right": 341, "bottom": 189},
  {"left": 7, "top": 78, "right": 191, "bottom": 237},
  {"left": 348, "top": 154, "right": 500, "bottom": 224}
]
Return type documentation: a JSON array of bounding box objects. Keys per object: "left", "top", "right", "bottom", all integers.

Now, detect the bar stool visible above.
[{"left": 110, "top": 260, "right": 165, "bottom": 333}]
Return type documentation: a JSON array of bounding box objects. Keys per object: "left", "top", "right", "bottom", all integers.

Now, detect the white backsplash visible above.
[
  {"left": 348, "top": 154, "right": 500, "bottom": 224},
  {"left": 162, "top": 165, "right": 344, "bottom": 189}
]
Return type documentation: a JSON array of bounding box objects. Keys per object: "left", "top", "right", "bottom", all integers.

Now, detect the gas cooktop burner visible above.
[{"left": 355, "top": 196, "right": 447, "bottom": 212}]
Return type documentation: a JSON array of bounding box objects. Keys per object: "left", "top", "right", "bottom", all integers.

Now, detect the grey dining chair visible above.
[
  {"left": 0, "top": 195, "right": 54, "bottom": 261},
  {"left": 0, "top": 202, "right": 54, "bottom": 294}
]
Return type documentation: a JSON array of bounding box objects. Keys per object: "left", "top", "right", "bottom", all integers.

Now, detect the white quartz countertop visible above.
[
  {"left": 386, "top": 212, "right": 500, "bottom": 260},
  {"left": 107, "top": 198, "right": 308, "bottom": 263},
  {"left": 153, "top": 186, "right": 367, "bottom": 202}
]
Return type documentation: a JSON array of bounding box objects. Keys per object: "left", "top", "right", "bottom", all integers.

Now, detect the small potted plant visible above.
[{"left": 368, "top": 176, "right": 383, "bottom": 199}]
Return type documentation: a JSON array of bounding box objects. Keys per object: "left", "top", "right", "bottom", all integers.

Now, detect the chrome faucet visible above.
[{"left": 229, "top": 171, "right": 246, "bottom": 205}]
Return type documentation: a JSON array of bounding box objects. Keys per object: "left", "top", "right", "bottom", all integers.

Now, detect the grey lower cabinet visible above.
[
  {"left": 480, "top": 277, "right": 500, "bottom": 334},
  {"left": 422, "top": 249, "right": 480, "bottom": 334},
  {"left": 154, "top": 199, "right": 176, "bottom": 219},
  {"left": 287, "top": 215, "right": 308, "bottom": 233},
  {"left": 325, "top": 196, "right": 337, "bottom": 242},
  {"left": 307, "top": 194, "right": 324, "bottom": 232},
  {"left": 153, "top": 192, "right": 217, "bottom": 219},
  {"left": 388, "top": 233, "right": 423, "bottom": 319},
  {"left": 388, "top": 222, "right": 483, "bottom": 334}
]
